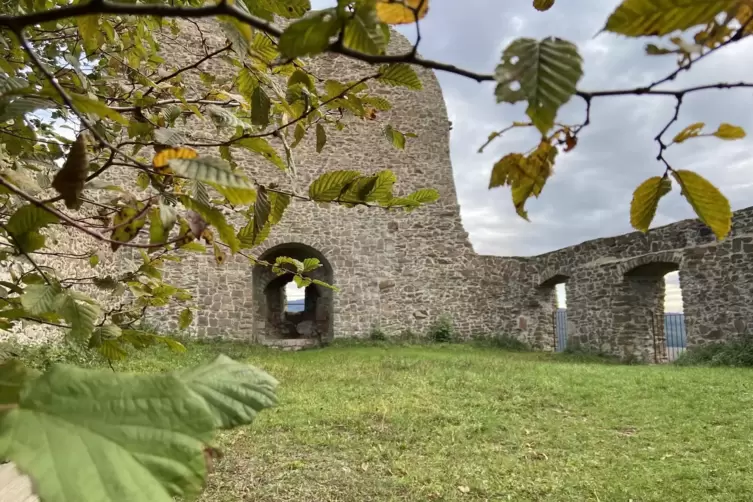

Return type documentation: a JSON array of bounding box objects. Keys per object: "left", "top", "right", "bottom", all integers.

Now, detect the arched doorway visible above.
[
  {"left": 251, "top": 243, "right": 334, "bottom": 344},
  {"left": 616, "top": 254, "right": 683, "bottom": 362}
]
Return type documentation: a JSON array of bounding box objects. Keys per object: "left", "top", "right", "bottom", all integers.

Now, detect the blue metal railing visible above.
[{"left": 553, "top": 310, "right": 688, "bottom": 360}]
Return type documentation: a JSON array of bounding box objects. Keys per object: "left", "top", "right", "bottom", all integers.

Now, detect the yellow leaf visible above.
[
  {"left": 489, "top": 153, "right": 526, "bottom": 188},
  {"left": 152, "top": 147, "right": 198, "bottom": 174},
  {"left": 735, "top": 3, "right": 753, "bottom": 35},
  {"left": 533, "top": 0, "right": 555, "bottom": 11},
  {"left": 51, "top": 133, "right": 88, "bottom": 210},
  {"left": 110, "top": 202, "right": 147, "bottom": 252},
  {"left": 673, "top": 122, "right": 705, "bottom": 144},
  {"left": 630, "top": 176, "right": 672, "bottom": 233},
  {"left": 604, "top": 0, "right": 738, "bottom": 37},
  {"left": 376, "top": 0, "right": 429, "bottom": 25},
  {"left": 713, "top": 123, "right": 746, "bottom": 140},
  {"left": 671, "top": 169, "right": 731, "bottom": 240}
]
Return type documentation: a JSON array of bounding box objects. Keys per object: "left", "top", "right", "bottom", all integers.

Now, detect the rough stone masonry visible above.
[{"left": 6, "top": 21, "right": 752, "bottom": 362}]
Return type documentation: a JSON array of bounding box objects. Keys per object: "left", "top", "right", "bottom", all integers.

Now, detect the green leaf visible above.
[
  {"left": 97, "top": 339, "right": 128, "bottom": 361},
  {"left": 76, "top": 15, "right": 101, "bottom": 53},
  {"left": 365, "top": 170, "right": 397, "bottom": 202},
  {"left": 309, "top": 170, "right": 361, "bottom": 202},
  {"left": 180, "top": 354, "right": 278, "bottom": 429},
  {"left": 238, "top": 220, "right": 271, "bottom": 248},
  {"left": 343, "top": 5, "right": 388, "bottom": 54},
  {"left": 251, "top": 86, "right": 271, "bottom": 127},
  {"left": 0, "top": 364, "right": 217, "bottom": 502},
  {"left": 0, "top": 75, "right": 29, "bottom": 98},
  {"left": 220, "top": 17, "right": 252, "bottom": 56},
  {"left": 275, "top": 256, "right": 304, "bottom": 273},
  {"left": 293, "top": 274, "right": 312, "bottom": 288},
  {"left": 384, "top": 125, "right": 406, "bottom": 149},
  {"left": 316, "top": 123, "right": 327, "bottom": 152},
  {"left": 495, "top": 37, "right": 583, "bottom": 134},
  {"left": 235, "top": 137, "right": 286, "bottom": 170},
  {"left": 89, "top": 254, "right": 99, "bottom": 268},
  {"left": 713, "top": 123, "right": 746, "bottom": 140},
  {"left": 303, "top": 257, "right": 321, "bottom": 272},
  {"left": 268, "top": 192, "right": 291, "bottom": 225},
  {"left": 603, "top": 0, "right": 737, "bottom": 37},
  {"left": 0, "top": 360, "right": 40, "bottom": 406},
  {"left": 110, "top": 202, "right": 147, "bottom": 252},
  {"left": 378, "top": 64, "right": 423, "bottom": 90},
  {"left": 362, "top": 95, "right": 392, "bottom": 111},
  {"left": 6, "top": 204, "right": 58, "bottom": 236},
  {"left": 56, "top": 293, "right": 101, "bottom": 342},
  {"left": 0, "top": 96, "right": 56, "bottom": 123},
  {"left": 169, "top": 156, "right": 254, "bottom": 188},
  {"left": 179, "top": 308, "right": 193, "bottom": 330},
  {"left": 210, "top": 183, "right": 257, "bottom": 205},
  {"left": 149, "top": 207, "right": 167, "bottom": 246},
  {"left": 278, "top": 9, "right": 341, "bottom": 58},
  {"left": 154, "top": 127, "right": 186, "bottom": 146},
  {"left": 20, "top": 282, "right": 62, "bottom": 316},
  {"left": 671, "top": 169, "right": 732, "bottom": 240},
  {"left": 237, "top": 68, "right": 258, "bottom": 100},
  {"left": 136, "top": 171, "right": 150, "bottom": 190},
  {"left": 69, "top": 93, "right": 128, "bottom": 125},
  {"left": 405, "top": 188, "right": 440, "bottom": 204},
  {"left": 630, "top": 176, "right": 672, "bottom": 233}
]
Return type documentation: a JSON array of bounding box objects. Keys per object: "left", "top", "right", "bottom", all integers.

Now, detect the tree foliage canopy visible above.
[{"left": 0, "top": 0, "right": 751, "bottom": 500}]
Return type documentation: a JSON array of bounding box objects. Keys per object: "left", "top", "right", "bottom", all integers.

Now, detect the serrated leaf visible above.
[
  {"left": 181, "top": 197, "right": 240, "bottom": 253},
  {"left": 384, "top": 125, "right": 406, "bottom": 149},
  {"left": 6, "top": 204, "right": 58, "bottom": 236},
  {"left": 253, "top": 187, "right": 271, "bottom": 236},
  {"left": 220, "top": 17, "right": 252, "bottom": 56},
  {"left": 293, "top": 275, "right": 311, "bottom": 288},
  {"left": 153, "top": 147, "right": 198, "bottom": 175},
  {"left": 673, "top": 122, "right": 705, "bottom": 143},
  {"left": 69, "top": 93, "right": 128, "bottom": 125},
  {"left": 361, "top": 95, "right": 392, "bottom": 111},
  {"left": 169, "top": 156, "right": 254, "bottom": 188},
  {"left": 603, "top": 0, "right": 737, "bottom": 37},
  {"left": 154, "top": 127, "right": 186, "bottom": 146},
  {"left": 495, "top": 38, "right": 583, "bottom": 134},
  {"left": 237, "top": 68, "right": 258, "bottom": 101},
  {"left": 76, "top": 14, "right": 101, "bottom": 53},
  {"left": 303, "top": 257, "right": 321, "bottom": 272},
  {"left": 378, "top": 64, "right": 422, "bottom": 90},
  {"left": 268, "top": 192, "right": 291, "bottom": 225},
  {"left": 405, "top": 188, "right": 440, "bottom": 204},
  {"left": 311, "top": 278, "right": 338, "bottom": 291},
  {"left": 238, "top": 220, "right": 271, "bottom": 248},
  {"left": 309, "top": 170, "right": 361, "bottom": 202},
  {"left": 376, "top": 0, "right": 429, "bottom": 24},
  {"left": 0, "top": 75, "right": 29, "bottom": 98},
  {"left": 97, "top": 339, "right": 128, "bottom": 361},
  {"left": 0, "top": 96, "right": 55, "bottom": 123},
  {"left": 20, "top": 282, "right": 62, "bottom": 316},
  {"left": 630, "top": 176, "right": 672, "bottom": 233},
  {"left": 149, "top": 207, "right": 167, "bottom": 246},
  {"left": 251, "top": 86, "right": 270, "bottom": 127},
  {"left": 0, "top": 364, "right": 217, "bottom": 502},
  {"left": 365, "top": 170, "right": 397, "bottom": 202},
  {"left": 278, "top": 9, "right": 340, "bottom": 58},
  {"left": 235, "top": 137, "right": 286, "bottom": 170},
  {"left": 56, "top": 293, "right": 100, "bottom": 342},
  {"left": 51, "top": 132, "right": 88, "bottom": 210},
  {"left": 344, "top": 5, "right": 388, "bottom": 54},
  {"left": 713, "top": 123, "right": 746, "bottom": 140},
  {"left": 316, "top": 123, "right": 327, "bottom": 152},
  {"left": 180, "top": 354, "right": 278, "bottom": 429},
  {"left": 672, "top": 169, "right": 731, "bottom": 240},
  {"left": 179, "top": 308, "right": 193, "bottom": 330},
  {"left": 210, "top": 183, "right": 257, "bottom": 205},
  {"left": 1, "top": 168, "right": 43, "bottom": 195},
  {"left": 275, "top": 256, "right": 304, "bottom": 273},
  {"left": 89, "top": 254, "right": 99, "bottom": 268}
]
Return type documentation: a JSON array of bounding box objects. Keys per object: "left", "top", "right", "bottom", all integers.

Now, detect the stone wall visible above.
[{"left": 3, "top": 20, "right": 752, "bottom": 362}]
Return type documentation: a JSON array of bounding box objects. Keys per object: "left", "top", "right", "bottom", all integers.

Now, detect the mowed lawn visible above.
[{"left": 119, "top": 342, "right": 753, "bottom": 501}]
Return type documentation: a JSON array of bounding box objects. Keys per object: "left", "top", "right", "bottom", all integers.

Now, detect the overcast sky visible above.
[{"left": 313, "top": 0, "right": 753, "bottom": 311}]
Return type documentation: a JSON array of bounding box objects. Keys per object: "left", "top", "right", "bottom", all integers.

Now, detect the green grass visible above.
[{"left": 28, "top": 340, "right": 753, "bottom": 500}]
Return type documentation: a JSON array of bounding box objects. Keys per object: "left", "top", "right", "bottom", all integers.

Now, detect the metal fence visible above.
[
  {"left": 664, "top": 313, "right": 687, "bottom": 361},
  {"left": 554, "top": 308, "right": 567, "bottom": 352},
  {"left": 553, "top": 310, "right": 688, "bottom": 361}
]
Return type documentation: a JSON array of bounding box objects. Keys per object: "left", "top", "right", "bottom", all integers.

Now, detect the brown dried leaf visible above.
[{"left": 52, "top": 133, "right": 88, "bottom": 209}]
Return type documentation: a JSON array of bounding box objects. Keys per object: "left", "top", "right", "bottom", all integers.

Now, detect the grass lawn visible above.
[{"left": 114, "top": 341, "right": 753, "bottom": 501}]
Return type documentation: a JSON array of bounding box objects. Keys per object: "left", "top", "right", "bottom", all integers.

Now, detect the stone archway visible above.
[
  {"left": 252, "top": 243, "right": 334, "bottom": 345},
  {"left": 613, "top": 252, "right": 683, "bottom": 362},
  {"left": 531, "top": 270, "right": 571, "bottom": 351}
]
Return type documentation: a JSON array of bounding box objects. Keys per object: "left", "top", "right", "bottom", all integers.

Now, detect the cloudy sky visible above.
[{"left": 314, "top": 0, "right": 753, "bottom": 311}]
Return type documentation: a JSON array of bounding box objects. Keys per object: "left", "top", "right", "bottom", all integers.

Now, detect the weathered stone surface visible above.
[{"left": 2, "top": 21, "right": 751, "bottom": 364}]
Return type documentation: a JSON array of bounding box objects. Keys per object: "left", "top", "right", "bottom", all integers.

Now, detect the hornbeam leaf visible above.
[
  {"left": 169, "top": 156, "right": 254, "bottom": 189},
  {"left": 603, "top": 0, "right": 737, "bottom": 37},
  {"left": 0, "top": 96, "right": 55, "bottom": 122},
  {"left": 495, "top": 37, "right": 583, "bottom": 134},
  {"left": 405, "top": 188, "right": 440, "bottom": 204},
  {"left": 309, "top": 170, "right": 361, "bottom": 202},
  {"left": 343, "top": 5, "right": 388, "bottom": 54},
  {"left": 366, "top": 170, "right": 397, "bottom": 203},
  {"left": 154, "top": 128, "right": 186, "bottom": 146},
  {"left": 302, "top": 257, "right": 321, "bottom": 272},
  {"left": 252, "top": 0, "right": 311, "bottom": 18},
  {"left": 384, "top": 125, "right": 406, "bottom": 149},
  {"left": 630, "top": 176, "right": 672, "bottom": 233},
  {"left": 235, "top": 138, "right": 286, "bottom": 171},
  {"left": 376, "top": 0, "right": 429, "bottom": 25},
  {"left": 6, "top": 204, "right": 58, "bottom": 236},
  {"left": 56, "top": 293, "right": 101, "bottom": 342},
  {"left": 51, "top": 133, "right": 88, "bottom": 210},
  {"left": 0, "top": 360, "right": 40, "bottom": 405},
  {"left": 268, "top": 192, "right": 291, "bottom": 225},
  {"left": 110, "top": 202, "right": 147, "bottom": 252},
  {"left": 278, "top": 9, "right": 340, "bottom": 58},
  {"left": 671, "top": 169, "right": 732, "bottom": 240},
  {"left": 180, "top": 354, "right": 278, "bottom": 429},
  {"left": 377, "top": 64, "right": 422, "bottom": 90},
  {"left": 20, "top": 282, "right": 62, "bottom": 316},
  {"left": 0, "top": 364, "right": 216, "bottom": 502}
]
